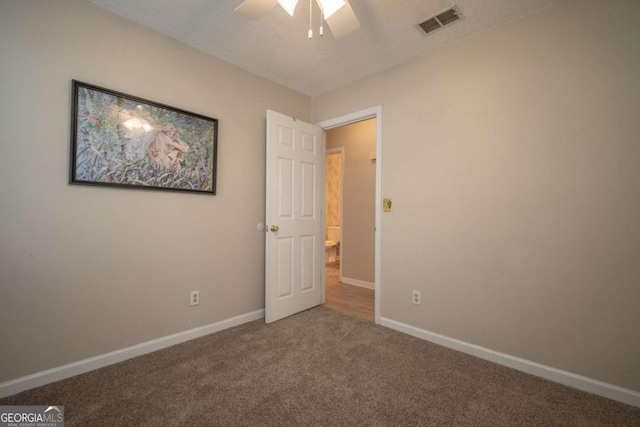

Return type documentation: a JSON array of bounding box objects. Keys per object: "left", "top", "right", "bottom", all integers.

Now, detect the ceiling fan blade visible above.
[
  {"left": 234, "top": 0, "right": 278, "bottom": 20},
  {"left": 325, "top": 1, "right": 360, "bottom": 38}
]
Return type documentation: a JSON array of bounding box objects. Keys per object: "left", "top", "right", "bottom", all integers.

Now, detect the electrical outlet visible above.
[
  {"left": 412, "top": 290, "right": 421, "bottom": 305},
  {"left": 190, "top": 290, "right": 200, "bottom": 306}
]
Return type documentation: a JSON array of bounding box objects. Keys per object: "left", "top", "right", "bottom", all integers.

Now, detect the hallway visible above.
[{"left": 324, "top": 261, "right": 374, "bottom": 322}]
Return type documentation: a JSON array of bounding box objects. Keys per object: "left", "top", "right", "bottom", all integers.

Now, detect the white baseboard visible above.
[
  {"left": 0, "top": 309, "right": 265, "bottom": 399},
  {"left": 380, "top": 317, "right": 640, "bottom": 408},
  {"left": 341, "top": 277, "right": 375, "bottom": 290}
]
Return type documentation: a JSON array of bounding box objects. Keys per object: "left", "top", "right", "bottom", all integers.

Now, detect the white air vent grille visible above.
[{"left": 418, "top": 6, "right": 463, "bottom": 35}]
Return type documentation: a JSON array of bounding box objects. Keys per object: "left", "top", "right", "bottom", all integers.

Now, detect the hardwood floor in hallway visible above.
[{"left": 324, "top": 261, "right": 374, "bottom": 322}]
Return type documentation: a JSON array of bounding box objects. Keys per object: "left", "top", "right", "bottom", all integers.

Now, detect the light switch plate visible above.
[{"left": 383, "top": 198, "right": 392, "bottom": 212}]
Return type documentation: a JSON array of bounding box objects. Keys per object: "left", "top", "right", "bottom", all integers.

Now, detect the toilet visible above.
[{"left": 325, "top": 226, "right": 341, "bottom": 264}]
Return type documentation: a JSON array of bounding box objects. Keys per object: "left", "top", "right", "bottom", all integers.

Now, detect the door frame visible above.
[{"left": 317, "top": 106, "right": 382, "bottom": 325}]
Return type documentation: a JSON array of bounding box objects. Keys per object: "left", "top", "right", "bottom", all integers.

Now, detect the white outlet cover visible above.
[
  {"left": 412, "top": 290, "right": 421, "bottom": 305},
  {"left": 190, "top": 291, "right": 200, "bottom": 306}
]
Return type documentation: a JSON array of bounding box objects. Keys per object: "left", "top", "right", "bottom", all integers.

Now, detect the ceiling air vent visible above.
[{"left": 418, "top": 6, "right": 462, "bottom": 35}]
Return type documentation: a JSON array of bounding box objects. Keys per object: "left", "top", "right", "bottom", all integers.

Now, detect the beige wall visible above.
[
  {"left": 313, "top": 0, "right": 640, "bottom": 392},
  {"left": 326, "top": 120, "right": 376, "bottom": 284},
  {"left": 0, "top": 0, "right": 310, "bottom": 383}
]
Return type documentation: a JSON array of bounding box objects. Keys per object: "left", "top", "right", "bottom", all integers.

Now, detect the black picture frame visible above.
[{"left": 70, "top": 80, "right": 218, "bottom": 194}]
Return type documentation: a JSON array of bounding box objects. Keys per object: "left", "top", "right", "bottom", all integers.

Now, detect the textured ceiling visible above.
[{"left": 89, "top": 0, "right": 556, "bottom": 96}]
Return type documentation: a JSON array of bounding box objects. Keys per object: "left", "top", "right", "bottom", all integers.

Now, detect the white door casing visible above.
[{"left": 265, "top": 110, "right": 325, "bottom": 323}]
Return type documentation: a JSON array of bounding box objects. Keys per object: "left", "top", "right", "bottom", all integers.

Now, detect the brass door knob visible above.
[{"left": 269, "top": 225, "right": 280, "bottom": 232}]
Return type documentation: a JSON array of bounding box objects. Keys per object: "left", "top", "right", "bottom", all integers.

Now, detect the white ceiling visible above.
[{"left": 89, "top": 0, "right": 556, "bottom": 97}]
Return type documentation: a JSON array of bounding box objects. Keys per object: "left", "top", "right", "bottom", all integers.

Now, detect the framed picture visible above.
[{"left": 70, "top": 80, "right": 218, "bottom": 194}]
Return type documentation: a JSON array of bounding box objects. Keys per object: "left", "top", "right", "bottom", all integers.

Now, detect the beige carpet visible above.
[{"left": 2, "top": 307, "right": 639, "bottom": 426}]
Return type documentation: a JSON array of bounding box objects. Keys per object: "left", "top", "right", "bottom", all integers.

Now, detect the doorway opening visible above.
[
  {"left": 319, "top": 108, "right": 381, "bottom": 324},
  {"left": 325, "top": 148, "right": 343, "bottom": 276},
  {"left": 324, "top": 144, "right": 375, "bottom": 322}
]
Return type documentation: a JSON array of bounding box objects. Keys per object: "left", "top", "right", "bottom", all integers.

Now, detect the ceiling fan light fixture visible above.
[
  {"left": 317, "top": 0, "right": 345, "bottom": 19},
  {"left": 233, "top": 0, "right": 359, "bottom": 38},
  {"left": 277, "top": 0, "right": 299, "bottom": 16}
]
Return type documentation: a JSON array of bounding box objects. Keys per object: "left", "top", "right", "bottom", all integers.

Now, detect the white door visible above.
[{"left": 265, "top": 110, "right": 325, "bottom": 323}]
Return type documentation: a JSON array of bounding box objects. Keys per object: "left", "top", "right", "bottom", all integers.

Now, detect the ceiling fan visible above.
[{"left": 234, "top": 0, "right": 360, "bottom": 38}]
